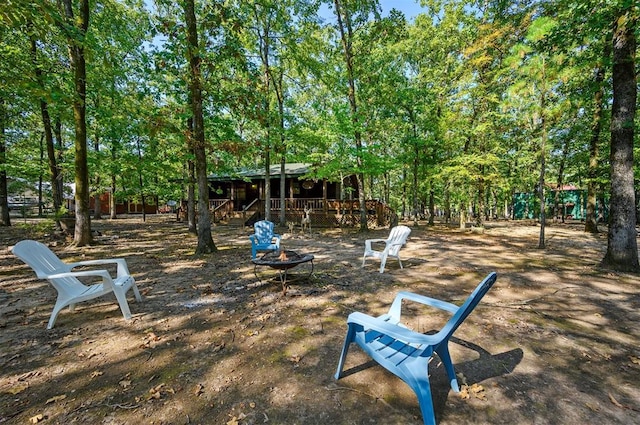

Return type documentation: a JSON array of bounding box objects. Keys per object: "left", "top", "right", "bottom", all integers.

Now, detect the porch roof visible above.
[{"left": 208, "top": 163, "right": 312, "bottom": 181}]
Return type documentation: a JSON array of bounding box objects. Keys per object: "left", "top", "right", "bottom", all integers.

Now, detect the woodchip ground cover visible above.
[{"left": 1, "top": 216, "right": 639, "bottom": 424}]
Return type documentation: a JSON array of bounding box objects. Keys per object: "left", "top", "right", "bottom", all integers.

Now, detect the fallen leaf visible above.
[
  {"left": 458, "top": 383, "right": 486, "bottom": 401},
  {"left": 46, "top": 394, "right": 66, "bottom": 404},
  {"left": 289, "top": 355, "right": 301, "bottom": 363},
  {"left": 458, "top": 386, "right": 470, "bottom": 400},
  {"left": 147, "top": 383, "right": 166, "bottom": 400},
  {"left": 7, "top": 382, "right": 29, "bottom": 395},
  {"left": 585, "top": 402, "right": 600, "bottom": 411},
  {"left": 119, "top": 380, "right": 132, "bottom": 389},
  {"left": 194, "top": 384, "right": 204, "bottom": 396},
  {"left": 90, "top": 371, "right": 103, "bottom": 379},
  {"left": 29, "top": 414, "right": 43, "bottom": 424},
  {"left": 629, "top": 356, "right": 640, "bottom": 365},
  {"left": 151, "top": 383, "right": 165, "bottom": 393},
  {"left": 469, "top": 383, "right": 486, "bottom": 400}
]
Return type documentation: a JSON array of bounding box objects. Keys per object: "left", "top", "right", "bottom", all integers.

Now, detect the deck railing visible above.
[{"left": 208, "top": 198, "right": 397, "bottom": 228}]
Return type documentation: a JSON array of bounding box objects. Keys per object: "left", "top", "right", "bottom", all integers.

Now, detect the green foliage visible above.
[{"left": 0, "top": 0, "right": 633, "bottom": 226}]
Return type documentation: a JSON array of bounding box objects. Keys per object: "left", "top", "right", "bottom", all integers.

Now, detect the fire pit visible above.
[{"left": 251, "top": 250, "right": 314, "bottom": 294}]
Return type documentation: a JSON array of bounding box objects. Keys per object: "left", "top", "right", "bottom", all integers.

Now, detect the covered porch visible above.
[{"left": 206, "top": 163, "right": 396, "bottom": 228}]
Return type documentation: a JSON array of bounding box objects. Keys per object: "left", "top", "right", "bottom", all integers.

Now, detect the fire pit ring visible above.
[{"left": 251, "top": 250, "right": 314, "bottom": 294}]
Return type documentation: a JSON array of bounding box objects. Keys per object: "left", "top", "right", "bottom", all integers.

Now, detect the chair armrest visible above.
[
  {"left": 388, "top": 241, "right": 406, "bottom": 248},
  {"left": 365, "top": 238, "right": 387, "bottom": 251},
  {"left": 48, "top": 269, "right": 113, "bottom": 282},
  {"left": 348, "top": 312, "right": 441, "bottom": 346},
  {"left": 68, "top": 258, "right": 130, "bottom": 277},
  {"left": 388, "top": 291, "right": 459, "bottom": 322}
]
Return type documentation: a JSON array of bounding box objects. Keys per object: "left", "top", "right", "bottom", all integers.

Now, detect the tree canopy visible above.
[{"left": 1, "top": 0, "right": 638, "bottom": 268}]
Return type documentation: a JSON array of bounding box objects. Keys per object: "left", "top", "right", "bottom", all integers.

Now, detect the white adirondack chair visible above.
[
  {"left": 11, "top": 240, "right": 142, "bottom": 329},
  {"left": 362, "top": 225, "right": 412, "bottom": 273}
]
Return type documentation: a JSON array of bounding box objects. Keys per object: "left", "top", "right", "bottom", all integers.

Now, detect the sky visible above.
[
  {"left": 379, "top": 0, "right": 426, "bottom": 20},
  {"left": 318, "top": 1, "right": 427, "bottom": 23}
]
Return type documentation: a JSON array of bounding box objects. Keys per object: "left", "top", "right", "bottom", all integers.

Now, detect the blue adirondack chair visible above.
[
  {"left": 335, "top": 272, "right": 498, "bottom": 425},
  {"left": 249, "top": 220, "right": 281, "bottom": 258}
]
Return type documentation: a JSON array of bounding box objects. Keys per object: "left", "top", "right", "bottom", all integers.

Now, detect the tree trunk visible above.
[
  {"left": 184, "top": 0, "right": 216, "bottom": 254},
  {"left": 428, "top": 186, "right": 435, "bottom": 226},
  {"left": 537, "top": 131, "right": 546, "bottom": 249},
  {"left": 475, "top": 173, "right": 485, "bottom": 228},
  {"left": 554, "top": 139, "right": 569, "bottom": 223},
  {"left": 187, "top": 155, "right": 196, "bottom": 234},
  {"left": 537, "top": 67, "right": 548, "bottom": 249},
  {"left": 62, "top": 0, "right": 92, "bottom": 246},
  {"left": 274, "top": 66, "right": 286, "bottom": 227},
  {"left": 135, "top": 137, "right": 146, "bottom": 222},
  {"left": 585, "top": 43, "right": 608, "bottom": 233},
  {"left": 93, "top": 134, "right": 102, "bottom": 220},
  {"left": 54, "top": 118, "right": 64, "bottom": 204},
  {"left": 110, "top": 173, "right": 117, "bottom": 219},
  {"left": 603, "top": 9, "right": 638, "bottom": 271},
  {"left": 334, "top": 0, "right": 367, "bottom": 231},
  {"left": 279, "top": 154, "right": 286, "bottom": 226},
  {"left": 0, "top": 97, "right": 10, "bottom": 226},
  {"left": 30, "top": 33, "right": 63, "bottom": 222},
  {"left": 412, "top": 119, "right": 419, "bottom": 224}
]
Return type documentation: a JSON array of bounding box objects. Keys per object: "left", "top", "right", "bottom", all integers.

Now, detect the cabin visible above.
[
  {"left": 512, "top": 185, "right": 608, "bottom": 221},
  {"left": 89, "top": 192, "right": 158, "bottom": 215},
  {"left": 206, "top": 163, "right": 397, "bottom": 228}
]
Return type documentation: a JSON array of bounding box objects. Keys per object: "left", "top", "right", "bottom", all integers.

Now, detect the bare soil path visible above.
[{"left": 1, "top": 216, "right": 639, "bottom": 424}]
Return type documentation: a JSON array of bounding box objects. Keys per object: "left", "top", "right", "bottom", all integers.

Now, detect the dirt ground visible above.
[{"left": 1, "top": 215, "right": 639, "bottom": 425}]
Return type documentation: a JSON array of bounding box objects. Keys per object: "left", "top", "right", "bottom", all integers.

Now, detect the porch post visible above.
[
  {"left": 323, "top": 179, "right": 328, "bottom": 214},
  {"left": 230, "top": 181, "right": 236, "bottom": 210}
]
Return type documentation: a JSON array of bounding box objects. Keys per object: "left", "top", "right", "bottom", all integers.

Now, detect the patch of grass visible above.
[
  {"left": 268, "top": 350, "right": 288, "bottom": 364},
  {"left": 15, "top": 220, "right": 55, "bottom": 237},
  {"left": 288, "top": 325, "right": 309, "bottom": 339}
]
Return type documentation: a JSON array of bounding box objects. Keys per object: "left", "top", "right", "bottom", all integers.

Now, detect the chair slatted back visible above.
[
  {"left": 437, "top": 272, "right": 497, "bottom": 340},
  {"left": 387, "top": 225, "right": 411, "bottom": 256},
  {"left": 12, "top": 240, "right": 70, "bottom": 279},
  {"left": 254, "top": 220, "right": 275, "bottom": 244}
]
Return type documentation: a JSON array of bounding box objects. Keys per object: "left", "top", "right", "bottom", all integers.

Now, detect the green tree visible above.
[
  {"left": 183, "top": 0, "right": 216, "bottom": 254},
  {"left": 603, "top": 4, "right": 638, "bottom": 271},
  {"left": 53, "top": 0, "right": 92, "bottom": 245},
  {"left": 331, "top": 0, "right": 380, "bottom": 230},
  {"left": 0, "top": 96, "right": 8, "bottom": 226}
]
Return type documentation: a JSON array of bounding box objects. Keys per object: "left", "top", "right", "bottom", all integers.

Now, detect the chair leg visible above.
[
  {"left": 334, "top": 325, "right": 356, "bottom": 380},
  {"left": 435, "top": 344, "right": 460, "bottom": 392},
  {"left": 379, "top": 255, "right": 388, "bottom": 273},
  {"left": 47, "top": 299, "right": 68, "bottom": 330},
  {"left": 112, "top": 287, "right": 133, "bottom": 320},
  {"left": 413, "top": 379, "right": 437, "bottom": 425},
  {"left": 362, "top": 254, "right": 367, "bottom": 268},
  {"left": 129, "top": 278, "right": 142, "bottom": 302},
  {"left": 399, "top": 369, "right": 437, "bottom": 425}
]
